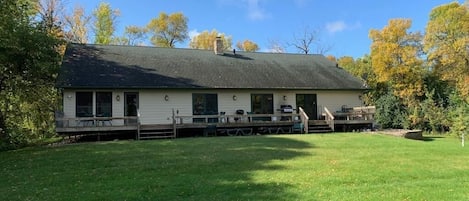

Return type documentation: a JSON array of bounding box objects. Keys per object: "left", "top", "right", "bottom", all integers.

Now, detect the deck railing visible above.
[
  {"left": 55, "top": 116, "right": 139, "bottom": 128},
  {"left": 298, "top": 107, "right": 309, "bottom": 133},
  {"left": 332, "top": 106, "right": 375, "bottom": 121},
  {"left": 174, "top": 113, "right": 300, "bottom": 125},
  {"left": 324, "top": 107, "right": 335, "bottom": 131}
]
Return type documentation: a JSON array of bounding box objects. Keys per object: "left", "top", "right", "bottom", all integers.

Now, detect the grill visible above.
[
  {"left": 234, "top": 109, "right": 244, "bottom": 122},
  {"left": 279, "top": 105, "right": 294, "bottom": 121},
  {"left": 280, "top": 105, "right": 294, "bottom": 113}
]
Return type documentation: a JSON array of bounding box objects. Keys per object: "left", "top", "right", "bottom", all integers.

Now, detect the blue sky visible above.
[{"left": 65, "top": 0, "right": 461, "bottom": 58}]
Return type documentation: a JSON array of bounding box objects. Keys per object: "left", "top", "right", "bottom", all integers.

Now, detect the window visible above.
[
  {"left": 251, "top": 94, "right": 273, "bottom": 114},
  {"left": 96, "top": 92, "right": 112, "bottom": 117},
  {"left": 193, "top": 94, "right": 218, "bottom": 115},
  {"left": 193, "top": 94, "right": 218, "bottom": 123},
  {"left": 76, "top": 92, "right": 93, "bottom": 117}
]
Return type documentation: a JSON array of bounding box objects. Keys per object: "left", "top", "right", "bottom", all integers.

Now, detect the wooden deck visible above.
[{"left": 55, "top": 106, "right": 376, "bottom": 139}]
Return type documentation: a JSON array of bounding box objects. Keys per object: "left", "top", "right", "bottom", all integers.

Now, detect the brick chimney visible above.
[{"left": 214, "top": 36, "right": 223, "bottom": 55}]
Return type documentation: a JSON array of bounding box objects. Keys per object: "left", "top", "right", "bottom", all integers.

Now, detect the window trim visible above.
[
  {"left": 96, "top": 91, "right": 113, "bottom": 117},
  {"left": 76, "top": 92, "right": 93, "bottom": 117}
]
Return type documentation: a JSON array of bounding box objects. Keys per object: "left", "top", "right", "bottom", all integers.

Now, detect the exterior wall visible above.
[
  {"left": 61, "top": 89, "right": 364, "bottom": 125},
  {"left": 62, "top": 89, "right": 124, "bottom": 126},
  {"left": 316, "top": 91, "right": 363, "bottom": 114},
  {"left": 63, "top": 91, "right": 76, "bottom": 118}
]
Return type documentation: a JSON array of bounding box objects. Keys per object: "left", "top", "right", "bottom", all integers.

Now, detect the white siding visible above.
[
  {"left": 317, "top": 91, "right": 363, "bottom": 113},
  {"left": 139, "top": 91, "right": 192, "bottom": 124},
  {"left": 63, "top": 90, "right": 75, "bottom": 118},
  {"left": 61, "top": 89, "right": 364, "bottom": 125}
]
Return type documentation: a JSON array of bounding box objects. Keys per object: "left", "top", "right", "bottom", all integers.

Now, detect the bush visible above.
[{"left": 374, "top": 91, "right": 408, "bottom": 129}]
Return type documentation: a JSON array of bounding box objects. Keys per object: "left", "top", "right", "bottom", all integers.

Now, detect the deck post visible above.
[
  {"left": 299, "top": 107, "right": 309, "bottom": 134},
  {"left": 137, "top": 109, "right": 141, "bottom": 140},
  {"left": 172, "top": 109, "right": 177, "bottom": 138},
  {"left": 324, "top": 107, "right": 335, "bottom": 132}
]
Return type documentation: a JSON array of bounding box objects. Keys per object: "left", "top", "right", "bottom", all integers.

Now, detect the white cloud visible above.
[
  {"left": 245, "top": 0, "right": 270, "bottom": 21},
  {"left": 326, "top": 21, "right": 347, "bottom": 33},
  {"left": 189, "top": 29, "right": 200, "bottom": 39},
  {"left": 325, "top": 21, "right": 361, "bottom": 34},
  {"left": 217, "top": 0, "right": 270, "bottom": 21}
]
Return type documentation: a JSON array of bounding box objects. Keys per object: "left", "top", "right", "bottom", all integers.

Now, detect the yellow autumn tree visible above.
[
  {"left": 63, "top": 5, "right": 91, "bottom": 44},
  {"left": 147, "top": 12, "right": 188, "bottom": 48},
  {"left": 236, "top": 40, "right": 259, "bottom": 52},
  {"left": 424, "top": 2, "right": 469, "bottom": 97},
  {"left": 189, "top": 29, "right": 232, "bottom": 50},
  {"left": 369, "top": 19, "right": 425, "bottom": 106}
]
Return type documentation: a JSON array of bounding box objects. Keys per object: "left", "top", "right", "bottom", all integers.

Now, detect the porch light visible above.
[
  {"left": 164, "top": 95, "right": 169, "bottom": 101},
  {"left": 283, "top": 95, "right": 287, "bottom": 101},
  {"left": 67, "top": 94, "right": 72, "bottom": 99},
  {"left": 116, "top": 95, "right": 120, "bottom": 101},
  {"left": 232, "top": 95, "right": 237, "bottom": 101}
]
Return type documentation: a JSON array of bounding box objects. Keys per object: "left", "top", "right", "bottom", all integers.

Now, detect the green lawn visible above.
[{"left": 1, "top": 133, "right": 468, "bottom": 201}]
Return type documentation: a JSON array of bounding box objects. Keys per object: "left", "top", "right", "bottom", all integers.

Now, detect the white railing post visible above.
[
  {"left": 299, "top": 107, "right": 309, "bottom": 134},
  {"left": 136, "top": 109, "right": 141, "bottom": 140},
  {"left": 324, "top": 107, "right": 335, "bottom": 131},
  {"left": 172, "top": 108, "right": 177, "bottom": 138}
]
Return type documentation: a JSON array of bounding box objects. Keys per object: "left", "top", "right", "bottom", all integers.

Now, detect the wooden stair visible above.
[
  {"left": 138, "top": 124, "right": 175, "bottom": 140},
  {"left": 307, "top": 120, "right": 333, "bottom": 133}
]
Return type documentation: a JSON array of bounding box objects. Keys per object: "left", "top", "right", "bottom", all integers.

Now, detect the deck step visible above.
[
  {"left": 138, "top": 127, "right": 175, "bottom": 140},
  {"left": 139, "top": 135, "right": 174, "bottom": 140},
  {"left": 308, "top": 129, "right": 333, "bottom": 133},
  {"left": 140, "top": 131, "right": 173, "bottom": 135},
  {"left": 307, "top": 124, "right": 333, "bottom": 134}
]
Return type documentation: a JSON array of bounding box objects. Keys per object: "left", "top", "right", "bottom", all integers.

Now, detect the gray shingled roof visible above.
[{"left": 56, "top": 43, "right": 367, "bottom": 90}]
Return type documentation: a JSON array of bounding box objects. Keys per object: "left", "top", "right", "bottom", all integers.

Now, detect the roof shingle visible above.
[{"left": 56, "top": 43, "right": 367, "bottom": 90}]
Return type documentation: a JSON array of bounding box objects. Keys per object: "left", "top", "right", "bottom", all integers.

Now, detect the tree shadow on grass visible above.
[
  {"left": 5, "top": 136, "right": 314, "bottom": 201},
  {"left": 140, "top": 136, "right": 313, "bottom": 201},
  {"left": 420, "top": 136, "right": 448, "bottom": 142}
]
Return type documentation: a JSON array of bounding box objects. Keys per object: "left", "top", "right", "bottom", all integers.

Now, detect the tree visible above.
[
  {"left": 63, "top": 5, "right": 91, "bottom": 44},
  {"left": 449, "top": 93, "right": 469, "bottom": 146},
  {"left": 267, "top": 39, "right": 285, "bottom": 53},
  {"left": 374, "top": 90, "right": 408, "bottom": 129},
  {"left": 338, "top": 55, "right": 378, "bottom": 105},
  {"left": 92, "top": 2, "right": 119, "bottom": 45},
  {"left": 424, "top": 2, "right": 469, "bottom": 98},
  {"left": 236, "top": 40, "right": 259, "bottom": 52},
  {"left": 325, "top": 55, "right": 337, "bottom": 63},
  {"left": 369, "top": 19, "right": 425, "bottom": 106},
  {"left": 420, "top": 89, "right": 449, "bottom": 133},
  {"left": 147, "top": 12, "right": 188, "bottom": 47},
  {"left": 36, "top": 0, "right": 64, "bottom": 37},
  {"left": 288, "top": 26, "right": 332, "bottom": 54},
  {"left": 123, "top": 25, "right": 147, "bottom": 46},
  {"left": 189, "top": 29, "right": 232, "bottom": 50},
  {"left": 0, "top": 0, "right": 63, "bottom": 150}
]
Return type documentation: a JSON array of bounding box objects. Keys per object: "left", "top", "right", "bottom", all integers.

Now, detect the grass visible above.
[{"left": 1, "top": 133, "right": 468, "bottom": 201}]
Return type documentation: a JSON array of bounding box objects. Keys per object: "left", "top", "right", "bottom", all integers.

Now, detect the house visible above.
[{"left": 55, "top": 40, "right": 373, "bottom": 139}]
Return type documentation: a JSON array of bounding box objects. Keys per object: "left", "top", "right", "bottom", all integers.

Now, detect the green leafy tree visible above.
[
  {"left": 189, "top": 29, "right": 232, "bottom": 50},
  {"left": 0, "top": 0, "right": 63, "bottom": 150},
  {"left": 374, "top": 90, "right": 408, "bottom": 129},
  {"left": 420, "top": 89, "right": 450, "bottom": 133},
  {"left": 147, "top": 12, "right": 188, "bottom": 47},
  {"left": 449, "top": 93, "right": 469, "bottom": 145},
  {"left": 92, "top": 2, "right": 119, "bottom": 44}
]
